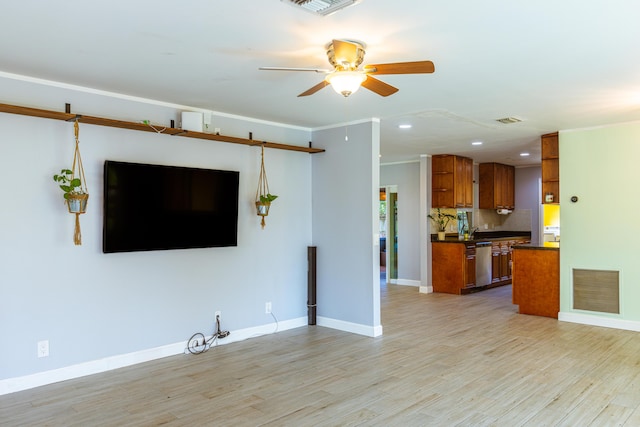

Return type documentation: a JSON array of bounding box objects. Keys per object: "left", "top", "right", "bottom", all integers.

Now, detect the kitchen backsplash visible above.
[
  {"left": 429, "top": 208, "right": 532, "bottom": 233},
  {"left": 476, "top": 209, "right": 532, "bottom": 231}
]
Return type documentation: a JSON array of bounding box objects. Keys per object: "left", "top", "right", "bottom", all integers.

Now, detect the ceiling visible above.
[{"left": 2, "top": 0, "right": 639, "bottom": 166}]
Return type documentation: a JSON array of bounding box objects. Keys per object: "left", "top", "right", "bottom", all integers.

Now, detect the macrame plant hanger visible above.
[
  {"left": 255, "top": 144, "right": 271, "bottom": 229},
  {"left": 68, "top": 119, "right": 89, "bottom": 245}
]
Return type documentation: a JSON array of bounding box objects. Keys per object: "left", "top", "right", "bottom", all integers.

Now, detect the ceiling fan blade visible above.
[
  {"left": 361, "top": 76, "right": 399, "bottom": 97},
  {"left": 363, "top": 60, "right": 435, "bottom": 75},
  {"left": 297, "top": 80, "right": 330, "bottom": 97},
  {"left": 331, "top": 39, "right": 360, "bottom": 66},
  {"left": 259, "top": 66, "right": 330, "bottom": 73}
]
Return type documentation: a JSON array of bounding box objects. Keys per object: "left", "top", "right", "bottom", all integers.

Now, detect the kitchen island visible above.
[
  {"left": 431, "top": 232, "right": 530, "bottom": 295},
  {"left": 511, "top": 243, "right": 559, "bottom": 318}
]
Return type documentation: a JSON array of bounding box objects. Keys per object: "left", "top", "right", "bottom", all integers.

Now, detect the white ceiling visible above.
[{"left": 2, "top": 0, "right": 639, "bottom": 166}]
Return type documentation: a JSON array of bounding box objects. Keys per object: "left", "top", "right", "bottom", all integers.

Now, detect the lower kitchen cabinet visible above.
[
  {"left": 433, "top": 238, "right": 529, "bottom": 295},
  {"left": 464, "top": 244, "right": 476, "bottom": 289},
  {"left": 491, "top": 242, "right": 511, "bottom": 282},
  {"left": 432, "top": 242, "right": 476, "bottom": 295},
  {"left": 491, "top": 239, "right": 528, "bottom": 285},
  {"left": 512, "top": 246, "right": 559, "bottom": 318}
]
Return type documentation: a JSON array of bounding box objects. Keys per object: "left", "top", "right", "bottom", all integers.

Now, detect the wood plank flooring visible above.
[{"left": 3, "top": 284, "right": 640, "bottom": 426}]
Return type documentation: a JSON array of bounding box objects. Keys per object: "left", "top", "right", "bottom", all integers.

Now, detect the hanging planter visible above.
[
  {"left": 52, "top": 120, "right": 89, "bottom": 245},
  {"left": 255, "top": 144, "right": 278, "bottom": 229}
]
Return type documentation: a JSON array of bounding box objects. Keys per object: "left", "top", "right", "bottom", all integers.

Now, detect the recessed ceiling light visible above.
[
  {"left": 520, "top": 152, "right": 530, "bottom": 157},
  {"left": 398, "top": 124, "right": 412, "bottom": 129},
  {"left": 471, "top": 141, "right": 483, "bottom": 146}
]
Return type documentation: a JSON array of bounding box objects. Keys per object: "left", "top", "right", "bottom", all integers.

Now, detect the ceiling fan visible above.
[{"left": 259, "top": 39, "right": 435, "bottom": 98}]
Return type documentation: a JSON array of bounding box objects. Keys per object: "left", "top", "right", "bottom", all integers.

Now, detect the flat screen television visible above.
[{"left": 103, "top": 160, "right": 239, "bottom": 253}]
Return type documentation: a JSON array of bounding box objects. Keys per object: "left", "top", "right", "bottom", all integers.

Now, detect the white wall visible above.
[
  {"left": 0, "top": 77, "right": 314, "bottom": 390},
  {"left": 380, "top": 162, "right": 421, "bottom": 284},
  {"left": 515, "top": 166, "right": 541, "bottom": 244},
  {"left": 311, "top": 120, "right": 382, "bottom": 336},
  {"left": 0, "top": 76, "right": 384, "bottom": 394},
  {"left": 559, "top": 121, "right": 640, "bottom": 328}
]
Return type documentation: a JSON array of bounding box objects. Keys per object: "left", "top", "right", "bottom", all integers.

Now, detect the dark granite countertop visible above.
[
  {"left": 512, "top": 242, "right": 559, "bottom": 250},
  {"left": 431, "top": 231, "right": 531, "bottom": 245}
]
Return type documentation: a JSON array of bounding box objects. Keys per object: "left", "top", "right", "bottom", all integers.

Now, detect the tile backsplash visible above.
[
  {"left": 428, "top": 208, "right": 532, "bottom": 233},
  {"left": 476, "top": 209, "right": 532, "bottom": 231}
]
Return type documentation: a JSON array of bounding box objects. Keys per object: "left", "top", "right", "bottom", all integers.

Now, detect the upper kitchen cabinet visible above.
[
  {"left": 541, "top": 132, "right": 559, "bottom": 204},
  {"left": 432, "top": 154, "right": 473, "bottom": 208},
  {"left": 479, "top": 162, "right": 515, "bottom": 210}
]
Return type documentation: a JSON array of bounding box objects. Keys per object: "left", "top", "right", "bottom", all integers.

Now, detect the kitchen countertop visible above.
[
  {"left": 431, "top": 231, "right": 531, "bottom": 245},
  {"left": 512, "top": 242, "right": 559, "bottom": 250}
]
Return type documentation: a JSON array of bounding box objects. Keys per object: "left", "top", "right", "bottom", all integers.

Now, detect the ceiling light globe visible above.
[{"left": 326, "top": 71, "right": 366, "bottom": 97}]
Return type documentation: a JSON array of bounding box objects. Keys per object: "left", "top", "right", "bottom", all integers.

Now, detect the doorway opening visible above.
[{"left": 380, "top": 186, "right": 398, "bottom": 285}]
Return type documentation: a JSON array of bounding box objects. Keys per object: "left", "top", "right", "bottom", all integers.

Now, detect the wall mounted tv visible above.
[{"left": 103, "top": 160, "right": 239, "bottom": 253}]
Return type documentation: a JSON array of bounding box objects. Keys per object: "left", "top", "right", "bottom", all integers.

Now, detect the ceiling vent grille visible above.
[
  {"left": 282, "top": 0, "right": 361, "bottom": 16},
  {"left": 495, "top": 117, "right": 522, "bottom": 124}
]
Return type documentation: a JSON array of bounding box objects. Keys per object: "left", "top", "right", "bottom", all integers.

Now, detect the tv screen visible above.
[{"left": 103, "top": 160, "right": 239, "bottom": 253}]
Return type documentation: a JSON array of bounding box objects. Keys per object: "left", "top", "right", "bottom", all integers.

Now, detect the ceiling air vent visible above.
[
  {"left": 495, "top": 117, "right": 522, "bottom": 124},
  {"left": 282, "top": 0, "right": 361, "bottom": 16}
]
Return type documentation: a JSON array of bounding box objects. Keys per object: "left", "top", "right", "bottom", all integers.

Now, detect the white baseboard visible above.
[
  {"left": 317, "top": 316, "right": 383, "bottom": 337},
  {"left": 558, "top": 312, "right": 640, "bottom": 332},
  {"left": 0, "top": 316, "right": 308, "bottom": 396},
  {"left": 419, "top": 285, "right": 433, "bottom": 294},
  {"left": 1, "top": 315, "right": 386, "bottom": 395},
  {"left": 394, "top": 279, "right": 421, "bottom": 287}
]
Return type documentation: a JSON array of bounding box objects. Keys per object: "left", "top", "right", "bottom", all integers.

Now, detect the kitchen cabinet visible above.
[
  {"left": 478, "top": 162, "right": 515, "bottom": 210},
  {"left": 512, "top": 246, "right": 559, "bottom": 318},
  {"left": 432, "top": 154, "right": 473, "bottom": 208},
  {"left": 433, "top": 238, "right": 530, "bottom": 295},
  {"left": 432, "top": 242, "right": 476, "bottom": 294},
  {"left": 491, "top": 239, "right": 529, "bottom": 285},
  {"left": 541, "top": 132, "right": 559, "bottom": 204},
  {"left": 464, "top": 244, "right": 476, "bottom": 289},
  {"left": 491, "top": 242, "right": 509, "bottom": 282}
]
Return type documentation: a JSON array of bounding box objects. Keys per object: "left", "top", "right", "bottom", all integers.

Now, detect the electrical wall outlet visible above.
[
  {"left": 215, "top": 310, "right": 221, "bottom": 319},
  {"left": 37, "top": 340, "right": 49, "bottom": 358},
  {"left": 265, "top": 301, "right": 272, "bottom": 314}
]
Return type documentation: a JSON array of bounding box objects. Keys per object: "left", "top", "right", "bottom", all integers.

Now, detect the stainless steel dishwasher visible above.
[{"left": 475, "top": 243, "right": 492, "bottom": 287}]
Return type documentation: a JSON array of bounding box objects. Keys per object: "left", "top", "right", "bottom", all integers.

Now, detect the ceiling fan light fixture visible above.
[{"left": 325, "top": 71, "right": 366, "bottom": 97}]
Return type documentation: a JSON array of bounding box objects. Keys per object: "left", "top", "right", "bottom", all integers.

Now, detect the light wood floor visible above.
[{"left": 3, "top": 284, "right": 640, "bottom": 426}]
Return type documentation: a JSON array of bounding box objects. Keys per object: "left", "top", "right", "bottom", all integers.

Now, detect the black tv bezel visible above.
[{"left": 102, "top": 160, "right": 239, "bottom": 254}]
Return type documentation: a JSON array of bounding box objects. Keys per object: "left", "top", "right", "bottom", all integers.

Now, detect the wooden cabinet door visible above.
[
  {"left": 464, "top": 243, "right": 476, "bottom": 288},
  {"left": 432, "top": 155, "right": 455, "bottom": 208},
  {"left": 432, "top": 243, "right": 465, "bottom": 294},
  {"left": 541, "top": 133, "right": 559, "bottom": 158},
  {"left": 463, "top": 157, "right": 473, "bottom": 208},
  {"left": 500, "top": 247, "right": 510, "bottom": 281},
  {"left": 491, "top": 248, "right": 501, "bottom": 283},
  {"left": 505, "top": 165, "right": 515, "bottom": 209},
  {"left": 454, "top": 156, "right": 466, "bottom": 208},
  {"left": 496, "top": 164, "right": 506, "bottom": 208},
  {"left": 465, "top": 253, "right": 476, "bottom": 288},
  {"left": 479, "top": 162, "right": 514, "bottom": 209},
  {"left": 478, "top": 163, "right": 495, "bottom": 209},
  {"left": 433, "top": 155, "right": 472, "bottom": 208}
]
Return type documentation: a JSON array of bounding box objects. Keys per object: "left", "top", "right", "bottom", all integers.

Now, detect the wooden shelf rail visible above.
[{"left": 0, "top": 102, "right": 325, "bottom": 154}]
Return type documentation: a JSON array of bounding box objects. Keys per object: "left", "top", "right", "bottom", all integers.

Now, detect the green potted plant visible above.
[
  {"left": 53, "top": 168, "right": 89, "bottom": 214},
  {"left": 256, "top": 193, "right": 277, "bottom": 216},
  {"left": 428, "top": 208, "right": 456, "bottom": 240}
]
